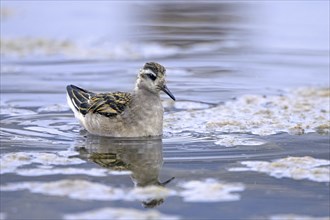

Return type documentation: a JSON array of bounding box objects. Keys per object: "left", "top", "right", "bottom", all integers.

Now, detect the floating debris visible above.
[
  {"left": 178, "top": 178, "right": 245, "bottom": 202},
  {"left": 229, "top": 156, "right": 330, "bottom": 182},
  {"left": 63, "top": 207, "right": 180, "bottom": 220}
]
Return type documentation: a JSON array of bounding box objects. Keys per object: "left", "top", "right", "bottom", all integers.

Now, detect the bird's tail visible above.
[{"left": 66, "top": 84, "right": 94, "bottom": 115}]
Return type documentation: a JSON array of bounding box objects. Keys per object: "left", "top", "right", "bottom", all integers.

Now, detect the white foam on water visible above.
[
  {"left": 163, "top": 100, "right": 212, "bottom": 110},
  {"left": 0, "top": 179, "right": 172, "bottom": 202},
  {"left": 0, "top": 150, "right": 131, "bottom": 178},
  {"left": 268, "top": 214, "right": 330, "bottom": 220},
  {"left": 214, "top": 134, "right": 265, "bottom": 147},
  {"left": 63, "top": 207, "right": 180, "bottom": 220},
  {"left": 1, "top": 178, "right": 244, "bottom": 203},
  {"left": 37, "top": 104, "right": 70, "bottom": 113},
  {"left": 229, "top": 156, "right": 330, "bottom": 182},
  {"left": 178, "top": 178, "right": 245, "bottom": 202},
  {"left": 165, "top": 87, "right": 330, "bottom": 145},
  {"left": 0, "top": 151, "right": 84, "bottom": 174},
  {"left": 0, "top": 180, "right": 126, "bottom": 201},
  {"left": 129, "top": 185, "right": 175, "bottom": 201},
  {"left": 14, "top": 167, "right": 110, "bottom": 177}
]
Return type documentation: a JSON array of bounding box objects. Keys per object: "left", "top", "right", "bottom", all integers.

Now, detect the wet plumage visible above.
[{"left": 66, "top": 62, "right": 175, "bottom": 137}]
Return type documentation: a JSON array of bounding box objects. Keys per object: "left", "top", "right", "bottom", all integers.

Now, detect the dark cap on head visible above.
[{"left": 143, "top": 62, "right": 166, "bottom": 75}]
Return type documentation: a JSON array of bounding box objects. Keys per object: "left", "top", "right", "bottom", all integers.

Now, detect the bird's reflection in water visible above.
[{"left": 73, "top": 134, "right": 174, "bottom": 208}]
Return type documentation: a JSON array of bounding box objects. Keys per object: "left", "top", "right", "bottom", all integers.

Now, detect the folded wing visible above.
[{"left": 66, "top": 84, "right": 131, "bottom": 118}]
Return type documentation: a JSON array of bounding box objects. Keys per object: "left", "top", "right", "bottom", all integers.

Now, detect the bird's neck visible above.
[
  {"left": 133, "top": 86, "right": 160, "bottom": 103},
  {"left": 131, "top": 85, "right": 164, "bottom": 136}
]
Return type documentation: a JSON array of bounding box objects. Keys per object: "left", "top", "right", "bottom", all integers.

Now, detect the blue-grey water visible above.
[{"left": 1, "top": 1, "right": 329, "bottom": 220}]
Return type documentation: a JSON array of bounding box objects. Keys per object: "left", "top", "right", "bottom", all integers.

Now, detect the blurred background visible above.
[{"left": 1, "top": 1, "right": 329, "bottom": 103}]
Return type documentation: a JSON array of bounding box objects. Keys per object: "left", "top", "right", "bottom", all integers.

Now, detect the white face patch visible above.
[
  {"left": 135, "top": 67, "right": 166, "bottom": 94},
  {"left": 144, "top": 69, "right": 157, "bottom": 78}
]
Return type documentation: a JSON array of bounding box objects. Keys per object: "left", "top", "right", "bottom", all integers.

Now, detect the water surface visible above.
[{"left": 1, "top": 1, "right": 329, "bottom": 220}]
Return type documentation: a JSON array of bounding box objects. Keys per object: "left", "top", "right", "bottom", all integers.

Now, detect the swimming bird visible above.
[{"left": 66, "top": 62, "right": 175, "bottom": 137}]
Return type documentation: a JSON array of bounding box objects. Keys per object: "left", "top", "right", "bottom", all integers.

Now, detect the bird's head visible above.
[{"left": 135, "top": 62, "right": 175, "bottom": 101}]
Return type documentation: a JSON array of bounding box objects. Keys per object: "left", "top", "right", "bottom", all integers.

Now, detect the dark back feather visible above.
[{"left": 66, "top": 84, "right": 132, "bottom": 117}]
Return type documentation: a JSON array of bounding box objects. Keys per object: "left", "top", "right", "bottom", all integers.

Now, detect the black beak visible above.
[
  {"left": 162, "top": 85, "right": 176, "bottom": 101},
  {"left": 160, "top": 177, "right": 175, "bottom": 186}
]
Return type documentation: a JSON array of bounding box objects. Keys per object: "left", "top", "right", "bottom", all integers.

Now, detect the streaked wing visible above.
[
  {"left": 67, "top": 84, "right": 132, "bottom": 117},
  {"left": 88, "top": 92, "right": 132, "bottom": 117}
]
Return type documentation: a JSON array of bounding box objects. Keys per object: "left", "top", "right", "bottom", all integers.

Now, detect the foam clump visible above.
[
  {"left": 63, "top": 207, "right": 180, "bottom": 220},
  {"left": 0, "top": 151, "right": 84, "bottom": 174},
  {"left": 1, "top": 178, "right": 244, "bottom": 203},
  {"left": 130, "top": 185, "right": 175, "bottom": 201},
  {"left": 214, "top": 134, "right": 265, "bottom": 147},
  {"left": 268, "top": 214, "right": 330, "bottom": 220},
  {"left": 0, "top": 180, "right": 125, "bottom": 201},
  {"left": 229, "top": 156, "right": 330, "bottom": 182},
  {"left": 178, "top": 178, "right": 245, "bottom": 202},
  {"left": 0, "top": 179, "right": 172, "bottom": 202},
  {"left": 14, "top": 167, "right": 110, "bottom": 177},
  {"left": 165, "top": 87, "right": 330, "bottom": 136}
]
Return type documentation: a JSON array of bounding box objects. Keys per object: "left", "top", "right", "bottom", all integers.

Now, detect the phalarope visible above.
[{"left": 66, "top": 62, "right": 175, "bottom": 137}]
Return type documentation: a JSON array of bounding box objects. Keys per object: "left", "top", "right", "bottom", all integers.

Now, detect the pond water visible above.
[{"left": 1, "top": 1, "right": 329, "bottom": 220}]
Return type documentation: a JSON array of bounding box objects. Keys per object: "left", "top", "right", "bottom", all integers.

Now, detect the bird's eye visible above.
[{"left": 146, "top": 73, "right": 157, "bottom": 81}]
